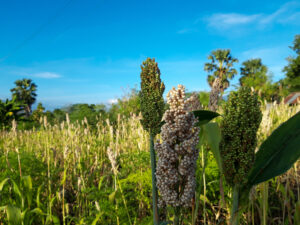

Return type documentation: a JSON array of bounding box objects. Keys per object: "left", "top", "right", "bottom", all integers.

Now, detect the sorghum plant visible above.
[
  {"left": 139, "top": 57, "right": 165, "bottom": 136},
  {"left": 220, "top": 87, "right": 262, "bottom": 224},
  {"left": 220, "top": 87, "right": 262, "bottom": 187},
  {"left": 155, "top": 85, "right": 200, "bottom": 224},
  {"left": 139, "top": 57, "right": 165, "bottom": 225},
  {"left": 218, "top": 87, "right": 300, "bottom": 225}
]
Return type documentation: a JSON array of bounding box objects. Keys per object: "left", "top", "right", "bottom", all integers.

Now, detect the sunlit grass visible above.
[{"left": 0, "top": 103, "right": 299, "bottom": 224}]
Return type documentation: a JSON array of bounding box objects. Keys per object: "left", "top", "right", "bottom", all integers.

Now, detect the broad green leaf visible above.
[
  {"left": 6, "top": 204, "right": 22, "bottom": 225},
  {"left": 0, "top": 178, "right": 10, "bottom": 191},
  {"left": 22, "top": 176, "right": 32, "bottom": 207},
  {"left": 22, "top": 176, "right": 32, "bottom": 190},
  {"left": 248, "top": 111, "right": 300, "bottom": 186},
  {"left": 202, "top": 122, "right": 223, "bottom": 173},
  {"left": 30, "top": 208, "right": 45, "bottom": 216},
  {"left": 192, "top": 110, "right": 220, "bottom": 126},
  {"left": 11, "top": 180, "right": 22, "bottom": 200}
]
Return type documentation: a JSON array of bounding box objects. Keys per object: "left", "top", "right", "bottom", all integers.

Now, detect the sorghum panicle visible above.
[
  {"left": 139, "top": 58, "right": 165, "bottom": 135},
  {"left": 155, "top": 85, "right": 200, "bottom": 207},
  {"left": 220, "top": 87, "right": 262, "bottom": 186}
]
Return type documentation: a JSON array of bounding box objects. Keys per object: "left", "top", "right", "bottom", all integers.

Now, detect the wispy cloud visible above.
[
  {"left": 202, "top": 1, "right": 300, "bottom": 31},
  {"left": 32, "top": 72, "right": 61, "bottom": 79},
  {"left": 206, "top": 13, "right": 260, "bottom": 29}
]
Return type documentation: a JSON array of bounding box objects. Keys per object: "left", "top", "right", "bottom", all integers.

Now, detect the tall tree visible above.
[
  {"left": 239, "top": 58, "right": 274, "bottom": 99},
  {"left": 239, "top": 58, "right": 268, "bottom": 86},
  {"left": 204, "top": 49, "right": 238, "bottom": 111},
  {"left": 283, "top": 34, "right": 300, "bottom": 92},
  {"left": 10, "top": 78, "right": 37, "bottom": 117}
]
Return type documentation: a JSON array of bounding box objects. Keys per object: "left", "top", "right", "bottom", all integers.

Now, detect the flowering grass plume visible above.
[{"left": 155, "top": 85, "right": 200, "bottom": 207}]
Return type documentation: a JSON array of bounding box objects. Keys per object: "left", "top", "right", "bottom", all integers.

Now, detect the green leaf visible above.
[
  {"left": 91, "top": 213, "right": 103, "bottom": 225},
  {"left": 61, "top": 169, "right": 67, "bottom": 185},
  {"left": 0, "top": 178, "right": 10, "bottom": 191},
  {"left": 22, "top": 176, "right": 32, "bottom": 207},
  {"left": 109, "top": 191, "right": 116, "bottom": 203},
  {"left": 192, "top": 110, "right": 220, "bottom": 126},
  {"left": 11, "top": 180, "right": 22, "bottom": 200},
  {"left": 22, "top": 176, "right": 32, "bottom": 190},
  {"left": 98, "top": 176, "right": 106, "bottom": 191},
  {"left": 6, "top": 204, "right": 22, "bottom": 225},
  {"left": 202, "top": 122, "right": 223, "bottom": 173},
  {"left": 30, "top": 208, "right": 45, "bottom": 216},
  {"left": 46, "top": 215, "right": 60, "bottom": 225},
  {"left": 248, "top": 111, "right": 300, "bottom": 186}
]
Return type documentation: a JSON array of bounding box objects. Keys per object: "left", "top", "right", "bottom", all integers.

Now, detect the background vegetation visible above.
[{"left": 0, "top": 35, "right": 299, "bottom": 224}]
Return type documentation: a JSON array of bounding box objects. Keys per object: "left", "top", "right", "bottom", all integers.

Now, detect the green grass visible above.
[{"left": 0, "top": 103, "right": 299, "bottom": 224}]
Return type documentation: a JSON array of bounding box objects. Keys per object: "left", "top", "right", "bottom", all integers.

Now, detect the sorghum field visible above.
[{"left": 0, "top": 102, "right": 299, "bottom": 225}]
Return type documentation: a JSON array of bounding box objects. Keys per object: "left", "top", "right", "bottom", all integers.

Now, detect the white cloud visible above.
[
  {"left": 259, "top": 1, "right": 299, "bottom": 25},
  {"left": 207, "top": 13, "right": 260, "bottom": 28},
  {"left": 107, "top": 98, "right": 118, "bottom": 104},
  {"left": 203, "top": 1, "right": 300, "bottom": 30},
  {"left": 32, "top": 72, "right": 61, "bottom": 79}
]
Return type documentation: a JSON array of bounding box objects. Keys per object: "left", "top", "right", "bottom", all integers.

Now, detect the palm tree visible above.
[
  {"left": 10, "top": 78, "right": 37, "bottom": 117},
  {"left": 204, "top": 49, "right": 238, "bottom": 111},
  {"left": 0, "top": 96, "right": 25, "bottom": 128}
]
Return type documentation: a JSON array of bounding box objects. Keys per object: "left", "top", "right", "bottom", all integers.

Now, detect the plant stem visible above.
[
  {"left": 173, "top": 207, "right": 180, "bottom": 225},
  {"left": 150, "top": 133, "right": 159, "bottom": 225},
  {"left": 230, "top": 185, "right": 240, "bottom": 225},
  {"left": 201, "top": 146, "right": 207, "bottom": 224}
]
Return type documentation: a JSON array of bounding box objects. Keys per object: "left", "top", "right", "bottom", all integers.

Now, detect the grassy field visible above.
[{"left": 0, "top": 103, "right": 299, "bottom": 225}]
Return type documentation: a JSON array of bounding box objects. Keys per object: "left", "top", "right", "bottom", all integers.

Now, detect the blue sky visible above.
[{"left": 0, "top": 0, "right": 299, "bottom": 110}]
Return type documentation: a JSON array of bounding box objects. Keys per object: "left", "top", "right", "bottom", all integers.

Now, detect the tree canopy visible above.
[
  {"left": 10, "top": 78, "right": 37, "bottom": 117},
  {"left": 283, "top": 34, "right": 300, "bottom": 92}
]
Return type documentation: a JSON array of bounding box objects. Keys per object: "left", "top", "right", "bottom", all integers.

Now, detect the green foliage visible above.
[
  {"left": 198, "top": 91, "right": 210, "bottom": 107},
  {"left": 239, "top": 58, "right": 277, "bottom": 101},
  {"left": 204, "top": 49, "right": 238, "bottom": 92},
  {"left": 66, "top": 104, "right": 99, "bottom": 126},
  {"left": 283, "top": 34, "right": 300, "bottom": 92},
  {"left": 108, "top": 88, "right": 140, "bottom": 124},
  {"left": 139, "top": 58, "right": 165, "bottom": 135},
  {"left": 201, "top": 122, "right": 223, "bottom": 174},
  {"left": 247, "top": 111, "right": 300, "bottom": 186},
  {"left": 220, "top": 87, "right": 262, "bottom": 187},
  {"left": 192, "top": 110, "right": 220, "bottom": 126},
  {"left": 0, "top": 96, "right": 25, "bottom": 128},
  {"left": 0, "top": 176, "right": 48, "bottom": 225},
  {"left": 10, "top": 78, "right": 37, "bottom": 117},
  {"left": 32, "top": 103, "right": 45, "bottom": 122}
]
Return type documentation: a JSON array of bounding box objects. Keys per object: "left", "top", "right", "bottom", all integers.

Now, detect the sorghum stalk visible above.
[{"left": 139, "top": 58, "right": 165, "bottom": 225}]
